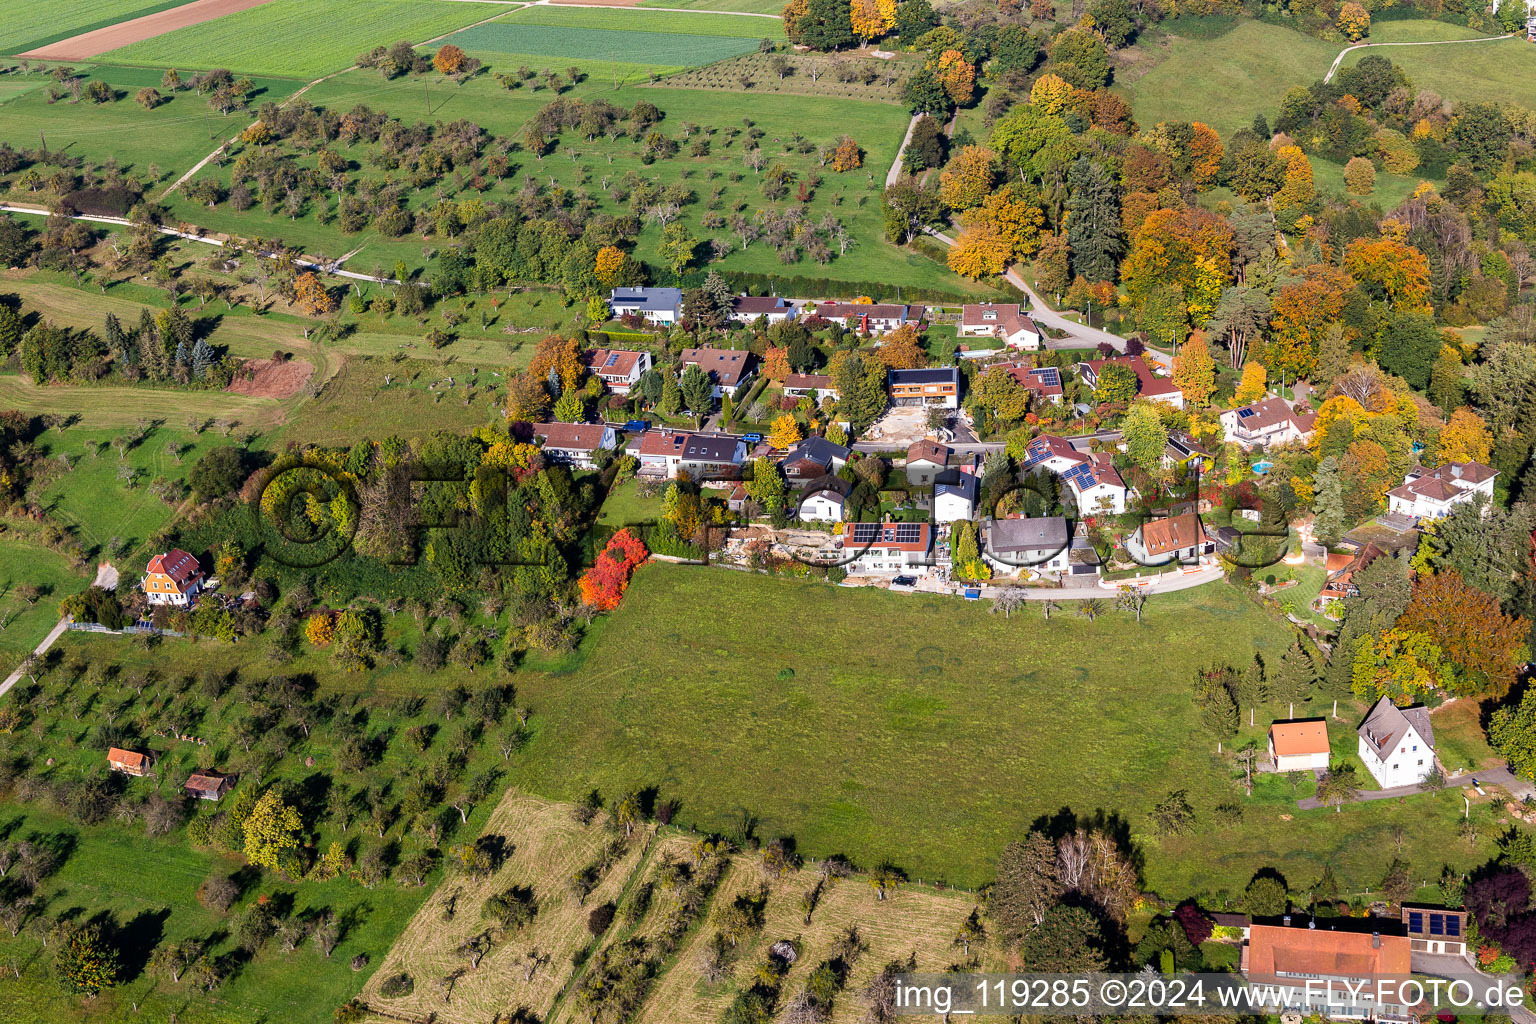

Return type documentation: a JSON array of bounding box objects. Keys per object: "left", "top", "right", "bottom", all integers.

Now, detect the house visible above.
[
  {"left": 1357, "top": 697, "right": 1436, "bottom": 789},
  {"left": 985, "top": 516, "right": 1071, "bottom": 574},
  {"left": 626, "top": 428, "right": 690, "bottom": 476},
  {"left": 1220, "top": 396, "right": 1318, "bottom": 449},
  {"left": 798, "top": 474, "right": 851, "bottom": 522},
  {"left": 107, "top": 747, "right": 152, "bottom": 777},
  {"left": 1065, "top": 454, "right": 1128, "bottom": 516},
  {"left": 1244, "top": 921, "right": 1416, "bottom": 1021},
  {"left": 1385, "top": 461, "right": 1498, "bottom": 521},
  {"left": 1125, "top": 512, "right": 1211, "bottom": 565},
  {"left": 840, "top": 520, "right": 932, "bottom": 574},
  {"left": 681, "top": 346, "right": 754, "bottom": 399},
  {"left": 609, "top": 286, "right": 682, "bottom": 324},
  {"left": 1267, "top": 720, "right": 1331, "bottom": 772},
  {"left": 1400, "top": 905, "right": 1467, "bottom": 957},
  {"left": 679, "top": 433, "right": 748, "bottom": 480},
  {"left": 730, "top": 295, "right": 796, "bottom": 325},
  {"left": 185, "top": 770, "right": 234, "bottom": 802},
  {"left": 959, "top": 304, "right": 1042, "bottom": 349},
  {"left": 905, "top": 439, "right": 950, "bottom": 486},
  {"left": 781, "top": 436, "right": 851, "bottom": 481},
  {"left": 142, "top": 549, "right": 205, "bottom": 607},
  {"left": 1020, "top": 433, "right": 1089, "bottom": 474},
  {"left": 888, "top": 367, "right": 960, "bottom": 409},
  {"left": 933, "top": 469, "right": 979, "bottom": 524},
  {"left": 583, "top": 348, "right": 652, "bottom": 394},
  {"left": 1010, "top": 363, "right": 1065, "bottom": 404},
  {"left": 814, "top": 301, "right": 922, "bottom": 333},
  {"left": 532, "top": 422, "right": 618, "bottom": 469},
  {"left": 1078, "top": 355, "right": 1184, "bottom": 408},
  {"left": 1162, "top": 429, "right": 1212, "bottom": 471},
  {"left": 782, "top": 373, "right": 838, "bottom": 404},
  {"left": 1318, "top": 543, "right": 1385, "bottom": 606}
]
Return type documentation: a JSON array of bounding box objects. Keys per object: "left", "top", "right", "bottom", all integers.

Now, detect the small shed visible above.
[
  {"left": 185, "top": 770, "right": 234, "bottom": 802},
  {"left": 1267, "top": 719, "right": 1330, "bottom": 772},
  {"left": 107, "top": 747, "right": 152, "bottom": 777}
]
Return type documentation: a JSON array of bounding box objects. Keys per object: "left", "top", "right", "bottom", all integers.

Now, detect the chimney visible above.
[
  {"left": 1372, "top": 932, "right": 1381, "bottom": 948},
  {"left": 1283, "top": 914, "right": 1292, "bottom": 927}
]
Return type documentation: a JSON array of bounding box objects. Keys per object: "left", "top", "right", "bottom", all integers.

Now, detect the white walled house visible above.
[
  {"left": 1065, "top": 455, "right": 1128, "bottom": 516},
  {"left": 730, "top": 295, "right": 797, "bottom": 325},
  {"left": 933, "top": 471, "right": 979, "bottom": 524},
  {"left": 782, "top": 373, "right": 838, "bottom": 404},
  {"left": 1078, "top": 356, "right": 1184, "bottom": 409},
  {"left": 1124, "top": 512, "right": 1211, "bottom": 565},
  {"left": 984, "top": 516, "right": 1071, "bottom": 575},
  {"left": 1385, "top": 462, "right": 1497, "bottom": 521},
  {"left": 958, "top": 304, "right": 1041, "bottom": 349},
  {"left": 143, "top": 549, "right": 205, "bottom": 607},
  {"left": 797, "top": 476, "right": 850, "bottom": 522},
  {"left": 840, "top": 521, "right": 932, "bottom": 574},
  {"left": 1357, "top": 698, "right": 1436, "bottom": 789},
  {"left": 905, "top": 439, "right": 950, "bottom": 487},
  {"left": 1268, "top": 720, "right": 1331, "bottom": 772},
  {"left": 1220, "top": 396, "right": 1317, "bottom": 449},
  {"left": 584, "top": 348, "right": 652, "bottom": 395},
  {"left": 533, "top": 422, "right": 618, "bottom": 469},
  {"left": 681, "top": 346, "right": 753, "bottom": 399},
  {"left": 610, "top": 287, "right": 682, "bottom": 324}
]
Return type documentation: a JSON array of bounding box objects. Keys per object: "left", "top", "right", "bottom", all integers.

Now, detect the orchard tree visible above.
[
  {"left": 243, "top": 789, "right": 304, "bottom": 871},
  {"left": 1344, "top": 157, "right": 1376, "bottom": 195},
  {"left": 55, "top": 926, "right": 120, "bottom": 995},
  {"left": 294, "top": 272, "right": 335, "bottom": 318}
]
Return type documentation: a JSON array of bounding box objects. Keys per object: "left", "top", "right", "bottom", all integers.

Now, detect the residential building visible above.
[
  {"left": 681, "top": 346, "right": 754, "bottom": 398},
  {"left": 1162, "top": 429, "right": 1212, "bottom": 471},
  {"left": 532, "top": 422, "right": 618, "bottom": 469},
  {"left": 1244, "top": 921, "right": 1416, "bottom": 1021},
  {"left": 933, "top": 469, "right": 979, "bottom": 524},
  {"left": 730, "top": 295, "right": 796, "bottom": 325},
  {"left": 1065, "top": 454, "right": 1128, "bottom": 516},
  {"left": 959, "top": 304, "right": 1042, "bottom": 349},
  {"left": 781, "top": 436, "right": 851, "bottom": 481},
  {"left": 905, "top": 439, "right": 950, "bottom": 486},
  {"left": 1125, "top": 512, "right": 1211, "bottom": 565},
  {"left": 985, "top": 516, "right": 1071, "bottom": 574},
  {"left": 609, "top": 286, "right": 682, "bottom": 324},
  {"left": 142, "top": 549, "right": 205, "bottom": 607},
  {"left": 1078, "top": 355, "right": 1184, "bottom": 408},
  {"left": 798, "top": 475, "right": 851, "bottom": 522},
  {"left": 840, "top": 521, "right": 932, "bottom": 574},
  {"left": 1357, "top": 697, "right": 1436, "bottom": 789},
  {"left": 626, "top": 428, "right": 690, "bottom": 476},
  {"left": 107, "top": 747, "right": 152, "bottom": 777},
  {"left": 1385, "top": 461, "right": 1497, "bottom": 521},
  {"left": 889, "top": 367, "right": 960, "bottom": 409},
  {"left": 185, "top": 770, "right": 234, "bottom": 802},
  {"left": 1318, "top": 543, "right": 1385, "bottom": 606},
  {"left": 1400, "top": 906, "right": 1467, "bottom": 957},
  {"left": 1220, "top": 396, "right": 1318, "bottom": 449},
  {"left": 1267, "top": 720, "right": 1331, "bottom": 772},
  {"left": 782, "top": 373, "right": 838, "bottom": 403},
  {"left": 1020, "top": 433, "right": 1089, "bottom": 474},
  {"left": 583, "top": 348, "right": 652, "bottom": 394},
  {"left": 679, "top": 433, "right": 748, "bottom": 480},
  {"left": 814, "top": 301, "right": 922, "bottom": 333}
]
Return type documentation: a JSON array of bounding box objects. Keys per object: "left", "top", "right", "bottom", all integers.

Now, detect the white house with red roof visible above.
[
  {"left": 839, "top": 521, "right": 932, "bottom": 574},
  {"left": 533, "top": 422, "right": 618, "bottom": 469},
  {"left": 142, "top": 549, "right": 205, "bottom": 607},
  {"left": 991, "top": 361, "right": 1065, "bottom": 404},
  {"left": 959, "top": 304, "right": 1041, "bottom": 349},
  {"left": 1385, "top": 461, "right": 1497, "bottom": 521},
  {"left": 584, "top": 348, "right": 651, "bottom": 394},
  {"left": 1078, "top": 355, "right": 1184, "bottom": 409},
  {"left": 1019, "top": 434, "right": 1129, "bottom": 515},
  {"left": 1220, "top": 396, "right": 1317, "bottom": 449}
]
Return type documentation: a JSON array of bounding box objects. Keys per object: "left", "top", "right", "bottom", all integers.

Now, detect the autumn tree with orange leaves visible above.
[
  {"left": 763, "top": 346, "right": 791, "bottom": 381},
  {"left": 934, "top": 49, "right": 976, "bottom": 105},
  {"left": 1400, "top": 569, "right": 1529, "bottom": 697},
  {"left": 294, "top": 271, "right": 335, "bottom": 318},
  {"left": 948, "top": 222, "right": 1012, "bottom": 279},
  {"left": 1119, "top": 206, "right": 1234, "bottom": 323},
  {"left": 939, "top": 145, "right": 996, "bottom": 211},
  {"left": 1343, "top": 236, "right": 1431, "bottom": 312},
  {"left": 875, "top": 324, "right": 926, "bottom": 369},
  {"left": 1265, "top": 265, "right": 1355, "bottom": 379},
  {"left": 433, "top": 44, "right": 467, "bottom": 74},
  {"left": 528, "top": 334, "right": 584, "bottom": 394},
  {"left": 830, "top": 136, "right": 862, "bottom": 172}
]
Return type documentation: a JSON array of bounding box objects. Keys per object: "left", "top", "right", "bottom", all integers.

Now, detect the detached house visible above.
[
  {"left": 681, "top": 346, "right": 754, "bottom": 399},
  {"left": 584, "top": 348, "right": 652, "bottom": 394},
  {"left": 1357, "top": 697, "right": 1436, "bottom": 789},
  {"left": 679, "top": 433, "right": 748, "bottom": 480},
  {"left": 985, "top": 516, "right": 1071, "bottom": 574},
  {"left": 1244, "top": 921, "right": 1417, "bottom": 1021},
  {"left": 888, "top": 367, "right": 959, "bottom": 409},
  {"left": 959, "top": 304, "right": 1042, "bottom": 349},
  {"left": 998, "top": 363, "right": 1064, "bottom": 405},
  {"left": 1065, "top": 454, "right": 1128, "bottom": 516},
  {"left": 781, "top": 436, "right": 851, "bottom": 481},
  {"left": 905, "top": 439, "right": 950, "bottom": 486},
  {"left": 107, "top": 747, "right": 152, "bottom": 777},
  {"left": 1162, "top": 429, "right": 1212, "bottom": 471},
  {"left": 730, "top": 296, "right": 796, "bottom": 325},
  {"left": 627, "top": 429, "right": 690, "bottom": 476},
  {"left": 798, "top": 475, "right": 851, "bottom": 523},
  {"left": 143, "top": 549, "right": 205, "bottom": 607},
  {"left": 1078, "top": 355, "right": 1184, "bottom": 408},
  {"left": 1318, "top": 543, "right": 1385, "bottom": 607},
  {"left": 1220, "top": 396, "right": 1317, "bottom": 449},
  {"left": 1125, "top": 512, "right": 1211, "bottom": 565},
  {"left": 609, "top": 287, "right": 682, "bottom": 324},
  {"left": 840, "top": 521, "right": 932, "bottom": 574},
  {"left": 1385, "top": 461, "right": 1497, "bottom": 521},
  {"left": 782, "top": 373, "right": 838, "bottom": 404},
  {"left": 1267, "top": 720, "right": 1330, "bottom": 772},
  {"left": 815, "top": 301, "right": 922, "bottom": 333},
  {"left": 933, "top": 468, "right": 979, "bottom": 524},
  {"left": 533, "top": 422, "right": 617, "bottom": 469}
]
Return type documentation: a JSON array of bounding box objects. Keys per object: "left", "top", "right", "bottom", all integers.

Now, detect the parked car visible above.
[
  {"left": 740, "top": 432, "right": 764, "bottom": 444},
  {"left": 624, "top": 420, "right": 650, "bottom": 433}
]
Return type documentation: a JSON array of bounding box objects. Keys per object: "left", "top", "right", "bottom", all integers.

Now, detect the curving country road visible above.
[{"left": 1323, "top": 32, "right": 1513, "bottom": 83}]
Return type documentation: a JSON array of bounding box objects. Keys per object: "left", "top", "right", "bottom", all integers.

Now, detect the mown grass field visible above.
[
  {"left": 100, "top": 0, "right": 509, "bottom": 77},
  {"left": 0, "top": 0, "right": 182, "bottom": 55},
  {"left": 502, "top": 5, "right": 785, "bottom": 38},
  {"left": 1334, "top": 35, "right": 1536, "bottom": 109},
  {"left": 0, "top": 539, "right": 84, "bottom": 671},
  {"left": 444, "top": 23, "right": 762, "bottom": 71},
  {"left": 636, "top": 0, "right": 788, "bottom": 12}
]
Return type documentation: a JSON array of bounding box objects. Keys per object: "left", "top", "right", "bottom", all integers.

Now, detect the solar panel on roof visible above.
[
  {"left": 1034, "top": 367, "right": 1061, "bottom": 386},
  {"left": 604, "top": 353, "right": 621, "bottom": 367},
  {"left": 1237, "top": 408, "right": 1256, "bottom": 419}
]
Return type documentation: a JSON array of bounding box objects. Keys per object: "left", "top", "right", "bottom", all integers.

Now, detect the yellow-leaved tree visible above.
[
  {"left": 768, "top": 414, "right": 803, "bottom": 450},
  {"left": 1172, "top": 331, "right": 1217, "bottom": 407},
  {"left": 1437, "top": 407, "right": 1493, "bottom": 465},
  {"left": 243, "top": 789, "right": 304, "bottom": 870},
  {"left": 938, "top": 145, "right": 996, "bottom": 211},
  {"left": 947, "top": 222, "right": 1011, "bottom": 279},
  {"left": 1234, "top": 361, "right": 1267, "bottom": 405}
]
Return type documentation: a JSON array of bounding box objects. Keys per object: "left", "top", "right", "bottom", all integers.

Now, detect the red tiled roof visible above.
[
  {"left": 534, "top": 422, "right": 611, "bottom": 452},
  {"left": 1269, "top": 720, "right": 1329, "bottom": 757},
  {"left": 1247, "top": 924, "right": 1411, "bottom": 979},
  {"left": 146, "top": 549, "right": 201, "bottom": 586},
  {"left": 1135, "top": 513, "right": 1207, "bottom": 556},
  {"left": 681, "top": 346, "right": 751, "bottom": 387},
  {"left": 784, "top": 373, "right": 834, "bottom": 391},
  {"left": 907, "top": 439, "right": 950, "bottom": 465},
  {"left": 584, "top": 348, "right": 644, "bottom": 378},
  {"left": 108, "top": 747, "right": 148, "bottom": 768},
  {"left": 1083, "top": 355, "right": 1179, "bottom": 396}
]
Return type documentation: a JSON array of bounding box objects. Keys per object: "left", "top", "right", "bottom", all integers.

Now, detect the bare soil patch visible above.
[
  {"left": 227, "top": 356, "right": 313, "bottom": 399},
  {"left": 21, "top": 0, "right": 279, "bottom": 60}
]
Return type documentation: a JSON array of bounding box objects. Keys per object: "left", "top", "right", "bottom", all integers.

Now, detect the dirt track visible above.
[
  {"left": 227, "top": 356, "right": 314, "bottom": 399},
  {"left": 20, "top": 0, "right": 278, "bottom": 61}
]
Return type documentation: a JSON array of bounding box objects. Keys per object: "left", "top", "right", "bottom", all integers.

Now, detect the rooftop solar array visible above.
[
  {"left": 1021, "top": 440, "right": 1051, "bottom": 468},
  {"left": 604, "top": 353, "right": 621, "bottom": 367},
  {"left": 892, "top": 522, "right": 924, "bottom": 543},
  {"left": 1237, "top": 407, "right": 1256, "bottom": 419},
  {"left": 1032, "top": 367, "right": 1061, "bottom": 387},
  {"left": 1063, "top": 463, "right": 1097, "bottom": 489}
]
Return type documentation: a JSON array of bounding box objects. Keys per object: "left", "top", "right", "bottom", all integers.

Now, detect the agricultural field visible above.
[
  {"left": 501, "top": 5, "right": 787, "bottom": 39},
  {"left": 0, "top": 0, "right": 182, "bottom": 55},
  {"left": 443, "top": 23, "right": 761, "bottom": 76},
  {"left": 1333, "top": 34, "right": 1536, "bottom": 110},
  {"left": 637, "top": 0, "right": 789, "bottom": 13},
  {"left": 99, "top": 0, "right": 510, "bottom": 77}
]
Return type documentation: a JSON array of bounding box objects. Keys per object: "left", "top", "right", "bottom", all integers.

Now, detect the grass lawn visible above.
[
  {"left": 1311, "top": 155, "right": 1429, "bottom": 211},
  {"left": 276, "top": 355, "right": 505, "bottom": 445},
  {"left": 1431, "top": 697, "right": 1499, "bottom": 774},
  {"left": 0, "top": 374, "right": 288, "bottom": 431},
  {"left": 637, "top": 0, "right": 789, "bottom": 12},
  {"left": 597, "top": 476, "right": 666, "bottom": 527},
  {"left": 445, "top": 24, "right": 758, "bottom": 74},
  {"left": 0, "top": 0, "right": 184, "bottom": 55},
  {"left": 0, "top": 539, "right": 84, "bottom": 674},
  {"left": 100, "top": 0, "right": 509, "bottom": 77},
  {"left": 496, "top": 5, "right": 785, "bottom": 38},
  {"left": 1334, "top": 34, "right": 1536, "bottom": 109}
]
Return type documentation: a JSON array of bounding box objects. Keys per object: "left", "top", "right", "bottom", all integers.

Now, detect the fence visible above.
[{"left": 67, "top": 621, "right": 186, "bottom": 639}]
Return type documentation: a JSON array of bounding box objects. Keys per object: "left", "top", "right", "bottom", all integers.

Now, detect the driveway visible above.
[
  {"left": 0, "top": 617, "right": 68, "bottom": 699},
  {"left": 1295, "top": 767, "right": 1520, "bottom": 810}
]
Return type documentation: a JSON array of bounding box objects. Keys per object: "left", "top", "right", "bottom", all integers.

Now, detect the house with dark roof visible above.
[
  {"left": 1078, "top": 355, "right": 1184, "bottom": 409},
  {"left": 679, "top": 433, "right": 748, "bottom": 480},
  {"left": 933, "top": 468, "right": 979, "bottom": 524},
  {"left": 533, "top": 422, "right": 618, "bottom": 469},
  {"left": 780, "top": 436, "right": 851, "bottom": 481},
  {"left": 814, "top": 302, "right": 922, "bottom": 333},
  {"left": 984, "top": 516, "right": 1071, "bottom": 574},
  {"left": 1400, "top": 905, "right": 1467, "bottom": 957},
  {"left": 782, "top": 373, "right": 838, "bottom": 403},
  {"left": 1357, "top": 697, "right": 1435, "bottom": 788},
  {"left": 583, "top": 348, "right": 652, "bottom": 394},
  {"left": 1267, "top": 720, "right": 1330, "bottom": 772},
  {"left": 888, "top": 366, "right": 959, "bottom": 409},
  {"left": 797, "top": 474, "right": 851, "bottom": 523},
  {"left": 1162, "top": 429, "right": 1212, "bottom": 471},
  {"left": 905, "top": 439, "right": 950, "bottom": 486},
  {"left": 1220, "top": 396, "right": 1317, "bottom": 449},
  {"left": 610, "top": 287, "right": 682, "bottom": 324},
  {"left": 1385, "top": 461, "right": 1497, "bottom": 521},
  {"left": 108, "top": 747, "right": 152, "bottom": 777},
  {"left": 959, "top": 303, "right": 1041, "bottom": 349},
  {"left": 185, "top": 770, "right": 234, "bottom": 802},
  {"left": 1243, "top": 921, "right": 1417, "bottom": 1021},
  {"left": 142, "top": 549, "right": 205, "bottom": 607},
  {"left": 730, "top": 295, "right": 796, "bottom": 325},
  {"left": 681, "top": 346, "right": 754, "bottom": 398},
  {"left": 1125, "top": 512, "right": 1211, "bottom": 565},
  {"left": 839, "top": 520, "right": 932, "bottom": 574}
]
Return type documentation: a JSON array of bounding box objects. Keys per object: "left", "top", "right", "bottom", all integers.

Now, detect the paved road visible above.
[
  {"left": 0, "top": 617, "right": 68, "bottom": 699},
  {"left": 1296, "top": 766, "right": 1522, "bottom": 810},
  {"left": 886, "top": 114, "right": 922, "bottom": 188}
]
